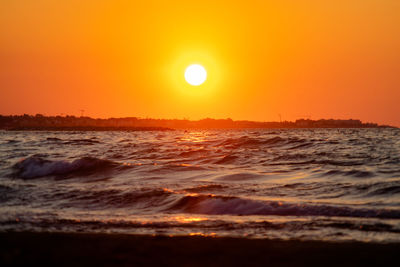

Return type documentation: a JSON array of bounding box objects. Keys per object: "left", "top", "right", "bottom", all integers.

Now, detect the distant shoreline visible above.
[
  {"left": 2, "top": 126, "right": 396, "bottom": 131},
  {"left": 0, "top": 114, "right": 396, "bottom": 130},
  {"left": 4, "top": 126, "right": 173, "bottom": 131}
]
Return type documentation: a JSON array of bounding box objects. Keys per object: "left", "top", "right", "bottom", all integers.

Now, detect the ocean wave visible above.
[
  {"left": 167, "top": 194, "right": 400, "bottom": 219},
  {"left": 0, "top": 185, "right": 14, "bottom": 203},
  {"left": 60, "top": 188, "right": 175, "bottom": 209},
  {"left": 2, "top": 216, "right": 399, "bottom": 237},
  {"left": 219, "top": 136, "right": 285, "bottom": 148},
  {"left": 64, "top": 139, "right": 100, "bottom": 145},
  {"left": 288, "top": 142, "right": 314, "bottom": 150},
  {"left": 45, "top": 137, "right": 100, "bottom": 145},
  {"left": 314, "top": 160, "right": 365, "bottom": 166},
  {"left": 178, "top": 149, "right": 209, "bottom": 158},
  {"left": 366, "top": 185, "right": 400, "bottom": 196},
  {"left": 323, "top": 169, "right": 375, "bottom": 178},
  {"left": 145, "top": 163, "right": 206, "bottom": 174},
  {"left": 184, "top": 184, "right": 227, "bottom": 193},
  {"left": 272, "top": 154, "right": 312, "bottom": 162},
  {"left": 46, "top": 137, "right": 62, "bottom": 141},
  {"left": 215, "top": 172, "right": 264, "bottom": 181},
  {"left": 214, "top": 155, "right": 238, "bottom": 164},
  {"left": 12, "top": 156, "right": 123, "bottom": 179}
]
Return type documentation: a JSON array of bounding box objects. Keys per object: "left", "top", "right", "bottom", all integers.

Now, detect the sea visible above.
[{"left": 1, "top": 129, "right": 400, "bottom": 242}]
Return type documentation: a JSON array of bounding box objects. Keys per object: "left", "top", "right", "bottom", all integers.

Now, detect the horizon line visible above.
[{"left": 0, "top": 114, "right": 396, "bottom": 128}]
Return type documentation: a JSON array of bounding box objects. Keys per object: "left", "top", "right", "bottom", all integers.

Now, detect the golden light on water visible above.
[
  {"left": 189, "top": 232, "right": 217, "bottom": 237},
  {"left": 173, "top": 216, "right": 207, "bottom": 223}
]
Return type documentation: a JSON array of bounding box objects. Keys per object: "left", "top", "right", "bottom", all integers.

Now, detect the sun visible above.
[{"left": 184, "top": 64, "right": 207, "bottom": 86}]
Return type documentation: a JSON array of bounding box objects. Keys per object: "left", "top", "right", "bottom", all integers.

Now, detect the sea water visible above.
[{"left": 1, "top": 129, "right": 399, "bottom": 242}]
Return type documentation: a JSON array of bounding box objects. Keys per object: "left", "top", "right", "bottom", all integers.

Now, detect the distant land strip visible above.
[
  {"left": 5, "top": 126, "right": 173, "bottom": 131},
  {"left": 0, "top": 114, "right": 396, "bottom": 130}
]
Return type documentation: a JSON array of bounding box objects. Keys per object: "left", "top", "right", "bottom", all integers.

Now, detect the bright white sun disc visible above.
[{"left": 185, "top": 64, "right": 207, "bottom": 86}]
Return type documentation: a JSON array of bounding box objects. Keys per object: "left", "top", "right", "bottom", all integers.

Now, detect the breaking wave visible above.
[
  {"left": 168, "top": 194, "right": 400, "bottom": 219},
  {"left": 12, "top": 156, "right": 122, "bottom": 179}
]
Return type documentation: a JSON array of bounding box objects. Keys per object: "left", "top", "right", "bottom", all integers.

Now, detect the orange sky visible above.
[{"left": 1, "top": 0, "right": 399, "bottom": 126}]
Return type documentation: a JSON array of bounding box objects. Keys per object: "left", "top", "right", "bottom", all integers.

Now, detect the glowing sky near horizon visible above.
[{"left": 0, "top": 1, "right": 399, "bottom": 126}]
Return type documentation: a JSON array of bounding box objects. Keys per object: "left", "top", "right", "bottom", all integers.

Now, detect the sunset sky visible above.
[{"left": 1, "top": 0, "right": 399, "bottom": 126}]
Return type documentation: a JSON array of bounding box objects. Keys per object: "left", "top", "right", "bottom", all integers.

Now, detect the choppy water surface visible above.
[{"left": 1, "top": 129, "right": 400, "bottom": 242}]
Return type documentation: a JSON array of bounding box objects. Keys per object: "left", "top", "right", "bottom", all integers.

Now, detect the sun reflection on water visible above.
[
  {"left": 173, "top": 216, "right": 207, "bottom": 223},
  {"left": 178, "top": 131, "right": 209, "bottom": 143},
  {"left": 189, "top": 232, "right": 217, "bottom": 237}
]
